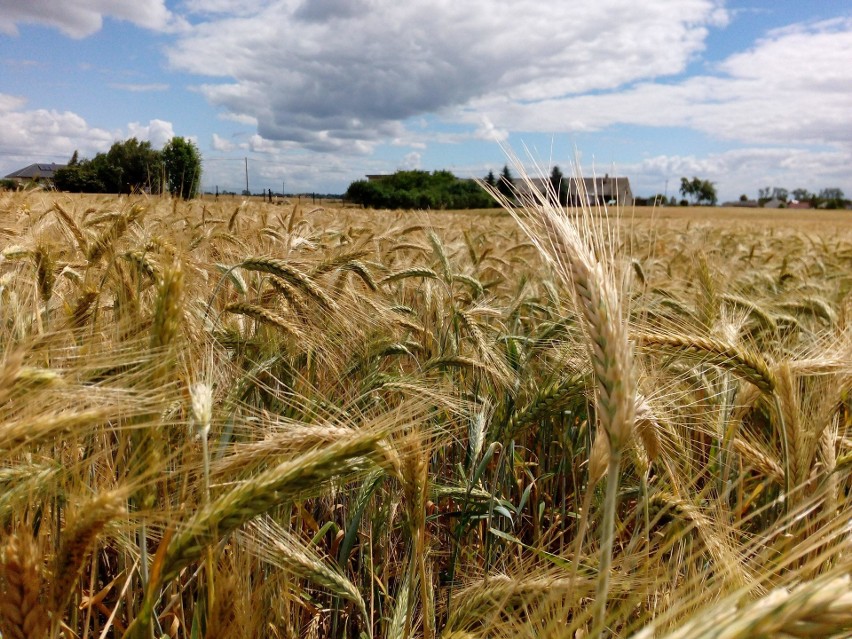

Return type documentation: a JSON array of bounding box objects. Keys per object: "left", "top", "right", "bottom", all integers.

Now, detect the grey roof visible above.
[
  {"left": 514, "top": 175, "right": 634, "bottom": 204},
  {"left": 4, "top": 163, "right": 66, "bottom": 180},
  {"left": 565, "top": 176, "right": 632, "bottom": 198}
]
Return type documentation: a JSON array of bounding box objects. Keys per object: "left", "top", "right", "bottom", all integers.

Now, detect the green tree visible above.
[
  {"left": 550, "top": 165, "right": 566, "bottom": 206},
  {"left": 680, "top": 176, "right": 717, "bottom": 206},
  {"left": 54, "top": 154, "right": 104, "bottom": 193},
  {"left": 698, "top": 179, "right": 717, "bottom": 206},
  {"left": 679, "top": 177, "right": 698, "bottom": 204},
  {"left": 484, "top": 170, "right": 496, "bottom": 188},
  {"left": 345, "top": 170, "right": 492, "bottom": 209},
  {"left": 818, "top": 188, "right": 846, "bottom": 209},
  {"left": 791, "top": 188, "right": 812, "bottom": 202},
  {"left": 772, "top": 187, "right": 788, "bottom": 202},
  {"left": 162, "top": 137, "right": 201, "bottom": 199},
  {"left": 54, "top": 139, "right": 163, "bottom": 194},
  {"left": 498, "top": 165, "right": 514, "bottom": 199},
  {"left": 104, "top": 138, "right": 162, "bottom": 193}
]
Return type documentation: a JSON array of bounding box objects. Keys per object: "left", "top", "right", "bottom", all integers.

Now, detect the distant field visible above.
[{"left": 1, "top": 190, "right": 851, "bottom": 639}]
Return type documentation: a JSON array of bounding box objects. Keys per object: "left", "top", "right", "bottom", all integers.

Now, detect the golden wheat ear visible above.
[{"left": 0, "top": 534, "right": 48, "bottom": 639}]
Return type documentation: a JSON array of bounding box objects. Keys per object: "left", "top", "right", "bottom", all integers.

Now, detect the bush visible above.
[
  {"left": 345, "top": 170, "right": 493, "bottom": 209},
  {"left": 54, "top": 138, "right": 163, "bottom": 194},
  {"left": 162, "top": 137, "right": 201, "bottom": 200}
]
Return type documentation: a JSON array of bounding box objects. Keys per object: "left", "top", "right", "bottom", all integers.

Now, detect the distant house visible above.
[
  {"left": 4, "top": 162, "right": 66, "bottom": 186},
  {"left": 567, "top": 175, "right": 633, "bottom": 206},
  {"left": 787, "top": 200, "right": 812, "bottom": 210},
  {"left": 762, "top": 197, "right": 786, "bottom": 209},
  {"left": 514, "top": 174, "right": 634, "bottom": 206}
]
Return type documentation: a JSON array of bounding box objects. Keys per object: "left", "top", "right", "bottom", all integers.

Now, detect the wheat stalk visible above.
[{"left": 125, "top": 429, "right": 386, "bottom": 638}]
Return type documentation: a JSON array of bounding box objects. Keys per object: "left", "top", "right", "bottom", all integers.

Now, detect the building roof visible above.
[
  {"left": 565, "top": 175, "right": 632, "bottom": 198},
  {"left": 4, "top": 163, "right": 66, "bottom": 180},
  {"left": 787, "top": 200, "right": 812, "bottom": 209},
  {"left": 513, "top": 175, "right": 633, "bottom": 204}
]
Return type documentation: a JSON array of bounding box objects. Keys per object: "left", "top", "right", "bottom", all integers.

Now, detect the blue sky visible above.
[{"left": 1, "top": 0, "right": 851, "bottom": 202}]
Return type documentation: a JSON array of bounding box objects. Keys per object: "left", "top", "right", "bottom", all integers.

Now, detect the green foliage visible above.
[
  {"left": 53, "top": 162, "right": 105, "bottom": 193},
  {"left": 498, "top": 164, "right": 514, "bottom": 199},
  {"left": 679, "top": 176, "right": 718, "bottom": 206},
  {"left": 818, "top": 187, "right": 846, "bottom": 209},
  {"left": 345, "top": 170, "right": 494, "bottom": 209},
  {"left": 162, "top": 137, "right": 202, "bottom": 200},
  {"left": 54, "top": 138, "right": 163, "bottom": 194},
  {"left": 0, "top": 179, "right": 17, "bottom": 191},
  {"left": 791, "top": 187, "right": 811, "bottom": 202},
  {"left": 550, "top": 165, "right": 567, "bottom": 206}
]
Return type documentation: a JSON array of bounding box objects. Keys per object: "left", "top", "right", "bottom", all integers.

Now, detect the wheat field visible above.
[{"left": 0, "top": 182, "right": 850, "bottom": 639}]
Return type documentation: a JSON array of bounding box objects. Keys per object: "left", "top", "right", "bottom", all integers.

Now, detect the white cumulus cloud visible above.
[
  {"left": 469, "top": 18, "right": 852, "bottom": 149},
  {"left": 622, "top": 146, "right": 852, "bottom": 202},
  {"left": 126, "top": 119, "right": 176, "bottom": 148},
  {"left": 0, "top": 0, "right": 184, "bottom": 38},
  {"left": 166, "top": 0, "right": 726, "bottom": 152},
  {"left": 0, "top": 96, "right": 178, "bottom": 176}
]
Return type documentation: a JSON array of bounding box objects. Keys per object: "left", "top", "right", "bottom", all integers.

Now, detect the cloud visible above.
[
  {"left": 621, "top": 147, "right": 852, "bottom": 201},
  {"left": 0, "top": 95, "right": 114, "bottom": 164},
  {"left": 469, "top": 18, "right": 852, "bottom": 149},
  {"left": 0, "top": 0, "right": 183, "bottom": 38},
  {"left": 199, "top": 144, "right": 369, "bottom": 194},
  {"left": 183, "top": 0, "right": 277, "bottom": 17},
  {"left": 126, "top": 119, "right": 175, "bottom": 148},
  {"left": 167, "top": 0, "right": 726, "bottom": 152},
  {"left": 0, "top": 96, "right": 177, "bottom": 174},
  {"left": 401, "top": 152, "right": 421, "bottom": 170},
  {"left": 110, "top": 83, "right": 170, "bottom": 92},
  {"left": 212, "top": 133, "right": 238, "bottom": 152}
]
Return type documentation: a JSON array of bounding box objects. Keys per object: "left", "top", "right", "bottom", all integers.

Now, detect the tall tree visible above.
[
  {"left": 498, "top": 164, "right": 514, "bottom": 199},
  {"left": 162, "top": 137, "right": 201, "bottom": 199},
  {"left": 819, "top": 187, "right": 844, "bottom": 201},
  {"left": 104, "top": 138, "right": 162, "bottom": 193},
  {"left": 680, "top": 176, "right": 717, "bottom": 206},
  {"left": 791, "top": 188, "right": 812, "bottom": 201},
  {"left": 679, "top": 177, "right": 698, "bottom": 204},
  {"left": 698, "top": 179, "right": 718, "bottom": 206},
  {"left": 54, "top": 139, "right": 162, "bottom": 194},
  {"left": 771, "top": 187, "right": 788, "bottom": 202},
  {"left": 484, "top": 170, "right": 496, "bottom": 188},
  {"left": 550, "top": 165, "right": 566, "bottom": 206}
]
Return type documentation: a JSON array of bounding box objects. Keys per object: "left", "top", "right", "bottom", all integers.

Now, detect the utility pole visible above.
[{"left": 244, "top": 157, "right": 249, "bottom": 195}]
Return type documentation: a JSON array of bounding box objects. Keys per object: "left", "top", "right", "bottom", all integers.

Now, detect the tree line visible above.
[
  {"left": 345, "top": 170, "right": 494, "bottom": 209},
  {"left": 53, "top": 136, "right": 202, "bottom": 199},
  {"left": 751, "top": 186, "right": 847, "bottom": 209}
]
